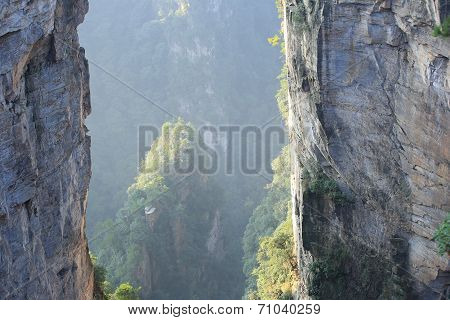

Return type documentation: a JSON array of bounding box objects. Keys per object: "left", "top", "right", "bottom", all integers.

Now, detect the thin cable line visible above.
[
  {"left": 88, "top": 61, "right": 178, "bottom": 120},
  {"left": 88, "top": 173, "right": 192, "bottom": 245},
  {"left": 55, "top": 38, "right": 178, "bottom": 120},
  {"left": 0, "top": 174, "right": 193, "bottom": 300}
]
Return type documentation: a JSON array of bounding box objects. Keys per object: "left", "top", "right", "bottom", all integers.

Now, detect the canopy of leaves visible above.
[
  {"left": 92, "top": 120, "right": 245, "bottom": 299},
  {"left": 242, "top": 146, "right": 295, "bottom": 298},
  {"left": 252, "top": 218, "right": 297, "bottom": 300},
  {"left": 110, "top": 283, "right": 141, "bottom": 300}
]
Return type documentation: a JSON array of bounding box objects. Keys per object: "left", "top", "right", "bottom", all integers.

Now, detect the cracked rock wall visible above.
[
  {"left": 283, "top": 0, "right": 449, "bottom": 299},
  {"left": 0, "top": 0, "right": 93, "bottom": 299}
]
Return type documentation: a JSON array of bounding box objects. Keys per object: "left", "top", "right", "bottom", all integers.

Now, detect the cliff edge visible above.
[
  {"left": 283, "top": 0, "right": 449, "bottom": 299},
  {"left": 0, "top": 0, "right": 93, "bottom": 299}
]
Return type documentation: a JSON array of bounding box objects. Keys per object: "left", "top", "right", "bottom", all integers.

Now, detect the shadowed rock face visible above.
[
  {"left": 283, "top": 0, "right": 449, "bottom": 299},
  {"left": 0, "top": 0, "right": 93, "bottom": 299}
]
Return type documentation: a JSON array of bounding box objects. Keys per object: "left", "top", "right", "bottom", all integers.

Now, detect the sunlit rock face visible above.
[
  {"left": 283, "top": 0, "right": 449, "bottom": 299},
  {"left": 0, "top": 0, "right": 93, "bottom": 299}
]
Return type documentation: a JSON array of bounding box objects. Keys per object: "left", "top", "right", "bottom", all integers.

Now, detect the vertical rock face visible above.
[
  {"left": 0, "top": 0, "right": 93, "bottom": 299},
  {"left": 283, "top": 0, "right": 449, "bottom": 299}
]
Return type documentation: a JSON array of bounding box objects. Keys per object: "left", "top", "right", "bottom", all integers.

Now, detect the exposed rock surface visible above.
[
  {"left": 0, "top": 0, "right": 93, "bottom": 299},
  {"left": 283, "top": 0, "right": 449, "bottom": 299}
]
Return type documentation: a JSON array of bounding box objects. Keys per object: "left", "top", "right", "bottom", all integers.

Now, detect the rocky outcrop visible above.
[
  {"left": 283, "top": 0, "right": 449, "bottom": 299},
  {"left": 0, "top": 0, "right": 93, "bottom": 299}
]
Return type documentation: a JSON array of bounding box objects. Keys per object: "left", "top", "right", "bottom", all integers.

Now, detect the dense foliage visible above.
[
  {"left": 304, "top": 168, "right": 349, "bottom": 205},
  {"left": 91, "top": 253, "right": 141, "bottom": 300},
  {"left": 79, "top": 0, "right": 281, "bottom": 231},
  {"left": 434, "top": 213, "right": 450, "bottom": 256},
  {"left": 243, "top": 147, "right": 297, "bottom": 299},
  {"left": 92, "top": 120, "right": 251, "bottom": 299},
  {"left": 80, "top": 1, "right": 282, "bottom": 299},
  {"left": 308, "top": 247, "right": 349, "bottom": 299},
  {"left": 110, "top": 283, "right": 142, "bottom": 300},
  {"left": 252, "top": 218, "right": 297, "bottom": 299},
  {"left": 242, "top": 20, "right": 296, "bottom": 299}
]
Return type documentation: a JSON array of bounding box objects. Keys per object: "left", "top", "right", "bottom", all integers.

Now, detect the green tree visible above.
[
  {"left": 110, "top": 283, "right": 141, "bottom": 300},
  {"left": 242, "top": 8, "right": 293, "bottom": 297},
  {"left": 242, "top": 146, "right": 295, "bottom": 298},
  {"left": 252, "top": 218, "right": 298, "bottom": 300},
  {"left": 93, "top": 119, "right": 241, "bottom": 299}
]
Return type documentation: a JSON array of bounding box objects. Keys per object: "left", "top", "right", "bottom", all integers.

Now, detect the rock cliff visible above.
[
  {"left": 0, "top": 0, "right": 93, "bottom": 299},
  {"left": 283, "top": 0, "right": 449, "bottom": 299}
]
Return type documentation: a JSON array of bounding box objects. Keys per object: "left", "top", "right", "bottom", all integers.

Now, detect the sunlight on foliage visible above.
[
  {"left": 243, "top": 147, "right": 296, "bottom": 299},
  {"left": 110, "top": 283, "right": 141, "bottom": 300},
  {"left": 268, "top": 34, "right": 280, "bottom": 46},
  {"left": 252, "top": 218, "right": 298, "bottom": 300}
]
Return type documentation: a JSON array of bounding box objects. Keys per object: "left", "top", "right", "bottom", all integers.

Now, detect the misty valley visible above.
[
  {"left": 0, "top": 0, "right": 448, "bottom": 303},
  {"left": 81, "top": 0, "right": 293, "bottom": 300}
]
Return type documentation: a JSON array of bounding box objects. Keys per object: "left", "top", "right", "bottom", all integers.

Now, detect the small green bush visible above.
[
  {"left": 305, "top": 169, "right": 349, "bottom": 205},
  {"left": 432, "top": 16, "right": 450, "bottom": 37},
  {"left": 434, "top": 213, "right": 450, "bottom": 256}
]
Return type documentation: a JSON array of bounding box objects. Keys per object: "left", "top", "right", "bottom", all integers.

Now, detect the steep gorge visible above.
[
  {"left": 80, "top": 0, "right": 283, "bottom": 300},
  {"left": 282, "top": 0, "right": 449, "bottom": 299},
  {"left": 0, "top": 0, "right": 93, "bottom": 299},
  {"left": 1, "top": 0, "right": 449, "bottom": 301}
]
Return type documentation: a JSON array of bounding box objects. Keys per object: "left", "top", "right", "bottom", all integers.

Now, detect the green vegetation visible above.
[
  {"left": 252, "top": 218, "right": 297, "bottom": 299},
  {"left": 109, "top": 283, "right": 141, "bottom": 300},
  {"left": 267, "top": 34, "right": 280, "bottom": 47},
  {"left": 92, "top": 119, "right": 246, "bottom": 299},
  {"left": 90, "top": 253, "right": 141, "bottom": 300},
  {"left": 243, "top": 147, "right": 297, "bottom": 299},
  {"left": 269, "top": 3, "right": 288, "bottom": 123},
  {"left": 304, "top": 168, "right": 349, "bottom": 205},
  {"left": 81, "top": 0, "right": 285, "bottom": 300},
  {"left": 242, "top": 10, "right": 295, "bottom": 298},
  {"left": 308, "top": 247, "right": 349, "bottom": 299},
  {"left": 91, "top": 253, "right": 108, "bottom": 300},
  {"left": 378, "top": 272, "right": 407, "bottom": 300},
  {"left": 432, "top": 16, "right": 450, "bottom": 37},
  {"left": 305, "top": 239, "right": 407, "bottom": 300},
  {"left": 242, "top": 148, "right": 290, "bottom": 291},
  {"left": 434, "top": 213, "right": 450, "bottom": 256},
  {"left": 275, "top": 0, "right": 284, "bottom": 18}
]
